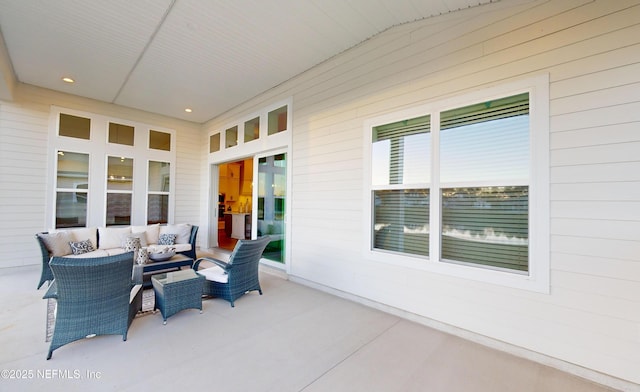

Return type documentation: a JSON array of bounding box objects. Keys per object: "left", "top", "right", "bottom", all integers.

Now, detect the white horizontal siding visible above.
[
  {"left": 0, "top": 102, "right": 49, "bottom": 268},
  {"left": 205, "top": 0, "right": 640, "bottom": 386}
]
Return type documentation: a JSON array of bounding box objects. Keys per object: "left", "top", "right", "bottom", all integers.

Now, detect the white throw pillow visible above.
[
  {"left": 132, "top": 224, "right": 160, "bottom": 245},
  {"left": 98, "top": 227, "right": 131, "bottom": 249},
  {"left": 38, "top": 231, "right": 73, "bottom": 257},
  {"left": 159, "top": 224, "right": 191, "bottom": 244}
]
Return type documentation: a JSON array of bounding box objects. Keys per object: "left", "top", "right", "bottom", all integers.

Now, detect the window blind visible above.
[
  {"left": 372, "top": 115, "right": 430, "bottom": 185},
  {"left": 440, "top": 93, "right": 529, "bottom": 183},
  {"left": 373, "top": 189, "right": 429, "bottom": 256},
  {"left": 440, "top": 93, "right": 529, "bottom": 130},
  {"left": 439, "top": 93, "right": 530, "bottom": 272},
  {"left": 441, "top": 187, "right": 528, "bottom": 272}
]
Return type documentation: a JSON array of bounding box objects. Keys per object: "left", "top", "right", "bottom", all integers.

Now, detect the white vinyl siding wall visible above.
[
  {"left": 0, "top": 85, "right": 202, "bottom": 268},
  {"left": 204, "top": 0, "right": 640, "bottom": 386}
]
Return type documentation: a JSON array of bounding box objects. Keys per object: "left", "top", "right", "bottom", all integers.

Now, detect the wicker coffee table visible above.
[
  {"left": 151, "top": 269, "right": 205, "bottom": 324},
  {"left": 133, "top": 254, "right": 194, "bottom": 288}
]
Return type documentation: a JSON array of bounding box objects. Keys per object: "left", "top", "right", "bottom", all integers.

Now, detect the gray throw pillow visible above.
[
  {"left": 69, "top": 239, "right": 95, "bottom": 255},
  {"left": 158, "top": 233, "right": 176, "bottom": 245}
]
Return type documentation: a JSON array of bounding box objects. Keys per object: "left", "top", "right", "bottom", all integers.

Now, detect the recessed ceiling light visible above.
[
  {"left": 184, "top": 108, "right": 193, "bottom": 113},
  {"left": 62, "top": 77, "right": 75, "bottom": 83}
]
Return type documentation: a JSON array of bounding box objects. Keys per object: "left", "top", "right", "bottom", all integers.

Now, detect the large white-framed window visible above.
[
  {"left": 372, "top": 115, "right": 431, "bottom": 257},
  {"left": 106, "top": 156, "right": 133, "bottom": 226},
  {"left": 147, "top": 160, "right": 170, "bottom": 224},
  {"left": 47, "top": 107, "right": 176, "bottom": 228},
  {"left": 55, "top": 150, "right": 90, "bottom": 228},
  {"left": 364, "top": 75, "right": 549, "bottom": 292}
]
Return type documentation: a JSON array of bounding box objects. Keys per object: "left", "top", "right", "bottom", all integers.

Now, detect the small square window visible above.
[
  {"left": 268, "top": 106, "right": 287, "bottom": 135},
  {"left": 244, "top": 117, "right": 260, "bottom": 142},
  {"left": 109, "top": 122, "right": 134, "bottom": 146},
  {"left": 59, "top": 113, "right": 91, "bottom": 140},
  {"left": 149, "top": 130, "right": 171, "bottom": 151},
  {"left": 226, "top": 126, "right": 238, "bottom": 148},
  {"left": 209, "top": 133, "right": 221, "bottom": 153}
]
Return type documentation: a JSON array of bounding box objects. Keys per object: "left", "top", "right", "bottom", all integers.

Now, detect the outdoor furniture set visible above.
[{"left": 36, "top": 226, "right": 270, "bottom": 359}]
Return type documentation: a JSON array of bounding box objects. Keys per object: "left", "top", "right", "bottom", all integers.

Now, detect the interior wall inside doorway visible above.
[{"left": 217, "top": 157, "right": 254, "bottom": 250}]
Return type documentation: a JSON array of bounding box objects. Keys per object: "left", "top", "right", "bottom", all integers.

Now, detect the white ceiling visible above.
[{"left": 0, "top": 0, "right": 497, "bottom": 123}]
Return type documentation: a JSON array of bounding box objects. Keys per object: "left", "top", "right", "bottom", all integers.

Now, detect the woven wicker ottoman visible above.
[{"left": 152, "top": 269, "right": 205, "bottom": 324}]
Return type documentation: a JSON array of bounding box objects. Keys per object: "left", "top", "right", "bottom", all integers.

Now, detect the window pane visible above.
[
  {"left": 107, "top": 156, "right": 133, "bottom": 191},
  {"left": 225, "top": 126, "right": 238, "bottom": 148},
  {"left": 209, "top": 133, "right": 220, "bottom": 153},
  {"left": 106, "top": 193, "right": 131, "bottom": 226},
  {"left": 56, "top": 192, "right": 87, "bottom": 228},
  {"left": 257, "top": 153, "right": 287, "bottom": 264},
  {"left": 441, "top": 186, "right": 528, "bottom": 272},
  {"left": 148, "top": 161, "right": 170, "bottom": 192},
  {"left": 373, "top": 189, "right": 429, "bottom": 256},
  {"left": 149, "top": 130, "right": 171, "bottom": 151},
  {"left": 59, "top": 113, "right": 90, "bottom": 140},
  {"left": 268, "top": 105, "right": 287, "bottom": 135},
  {"left": 147, "top": 194, "right": 168, "bottom": 224},
  {"left": 372, "top": 115, "right": 430, "bottom": 185},
  {"left": 244, "top": 117, "right": 260, "bottom": 142},
  {"left": 108, "top": 122, "right": 134, "bottom": 146},
  {"left": 57, "top": 151, "right": 89, "bottom": 189},
  {"left": 440, "top": 93, "right": 529, "bottom": 183}
]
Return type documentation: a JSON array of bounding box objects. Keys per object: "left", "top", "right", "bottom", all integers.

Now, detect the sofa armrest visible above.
[
  {"left": 42, "top": 280, "right": 58, "bottom": 300},
  {"left": 132, "top": 264, "right": 143, "bottom": 285},
  {"left": 177, "top": 225, "right": 198, "bottom": 260},
  {"left": 194, "top": 257, "right": 229, "bottom": 271}
]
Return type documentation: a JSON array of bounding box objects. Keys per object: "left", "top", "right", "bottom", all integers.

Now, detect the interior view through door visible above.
[
  {"left": 217, "top": 158, "right": 253, "bottom": 251},
  {"left": 216, "top": 152, "right": 286, "bottom": 264},
  {"left": 257, "top": 153, "right": 286, "bottom": 263}
]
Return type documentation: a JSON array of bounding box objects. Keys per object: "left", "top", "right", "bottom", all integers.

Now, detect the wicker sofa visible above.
[{"left": 36, "top": 224, "right": 198, "bottom": 289}]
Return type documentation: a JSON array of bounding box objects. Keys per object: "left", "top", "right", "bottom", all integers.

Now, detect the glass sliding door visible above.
[{"left": 257, "top": 153, "right": 286, "bottom": 263}]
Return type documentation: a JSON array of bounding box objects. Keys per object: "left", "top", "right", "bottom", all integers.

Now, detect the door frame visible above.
[{"left": 253, "top": 149, "right": 290, "bottom": 272}]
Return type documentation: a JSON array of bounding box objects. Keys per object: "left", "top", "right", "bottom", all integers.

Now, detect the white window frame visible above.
[
  {"left": 146, "top": 160, "right": 172, "bottom": 224},
  {"left": 363, "top": 75, "right": 549, "bottom": 293},
  {"left": 105, "top": 155, "right": 134, "bottom": 226}
]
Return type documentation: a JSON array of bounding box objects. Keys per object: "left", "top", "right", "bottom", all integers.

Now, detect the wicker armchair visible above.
[
  {"left": 35, "top": 233, "right": 54, "bottom": 289},
  {"left": 43, "top": 252, "right": 142, "bottom": 359},
  {"left": 194, "top": 236, "right": 270, "bottom": 307}
]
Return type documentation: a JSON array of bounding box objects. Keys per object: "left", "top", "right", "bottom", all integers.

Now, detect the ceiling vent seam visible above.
[{"left": 111, "top": 0, "right": 177, "bottom": 104}]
